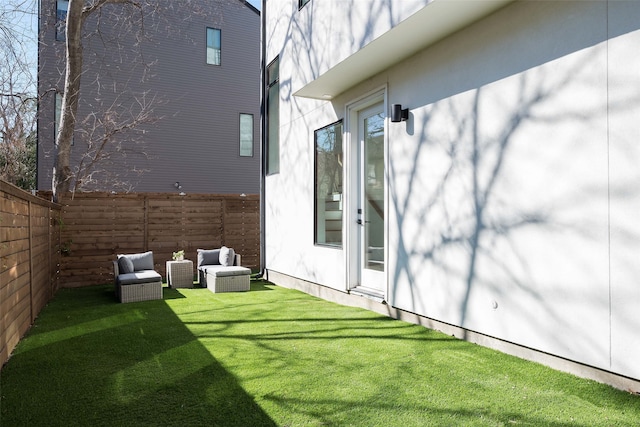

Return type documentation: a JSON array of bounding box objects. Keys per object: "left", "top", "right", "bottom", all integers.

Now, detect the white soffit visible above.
[{"left": 294, "top": 0, "right": 514, "bottom": 100}]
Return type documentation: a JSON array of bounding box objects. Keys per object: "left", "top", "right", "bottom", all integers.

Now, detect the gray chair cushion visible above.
[
  {"left": 117, "top": 256, "right": 135, "bottom": 274},
  {"left": 204, "top": 265, "right": 251, "bottom": 277},
  {"left": 197, "top": 249, "right": 221, "bottom": 268},
  {"left": 118, "top": 270, "right": 162, "bottom": 285},
  {"left": 120, "top": 251, "right": 154, "bottom": 271},
  {"left": 219, "top": 246, "right": 235, "bottom": 266}
]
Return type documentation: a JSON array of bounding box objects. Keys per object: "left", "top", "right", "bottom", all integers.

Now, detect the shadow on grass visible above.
[
  {"left": 162, "top": 287, "right": 188, "bottom": 299},
  {"left": 249, "top": 280, "right": 276, "bottom": 292},
  {"left": 2, "top": 280, "right": 639, "bottom": 427},
  {"left": 0, "top": 284, "right": 277, "bottom": 427}
]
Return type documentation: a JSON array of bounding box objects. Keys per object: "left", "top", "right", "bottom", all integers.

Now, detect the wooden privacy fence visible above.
[
  {"left": 1, "top": 188, "right": 258, "bottom": 368},
  {"left": 55, "top": 192, "right": 260, "bottom": 288},
  {"left": 1, "top": 181, "right": 61, "bottom": 368}
]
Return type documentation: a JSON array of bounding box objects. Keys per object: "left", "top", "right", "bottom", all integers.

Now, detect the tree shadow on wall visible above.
[{"left": 390, "top": 40, "right": 640, "bottom": 352}]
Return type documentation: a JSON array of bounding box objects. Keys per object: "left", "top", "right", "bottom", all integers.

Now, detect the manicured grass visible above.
[{"left": 1, "top": 280, "right": 638, "bottom": 426}]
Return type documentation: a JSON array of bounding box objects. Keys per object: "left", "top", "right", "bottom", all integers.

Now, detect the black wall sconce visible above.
[{"left": 391, "top": 104, "right": 409, "bottom": 122}]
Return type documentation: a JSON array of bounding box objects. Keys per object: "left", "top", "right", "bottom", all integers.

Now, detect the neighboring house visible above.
[
  {"left": 262, "top": 0, "right": 640, "bottom": 390},
  {"left": 37, "top": 0, "right": 260, "bottom": 194}
]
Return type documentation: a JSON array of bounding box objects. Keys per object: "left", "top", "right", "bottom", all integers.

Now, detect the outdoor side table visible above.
[{"left": 166, "top": 260, "right": 194, "bottom": 288}]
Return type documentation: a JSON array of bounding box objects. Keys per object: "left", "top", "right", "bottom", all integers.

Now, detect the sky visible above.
[
  {"left": 246, "top": 0, "right": 261, "bottom": 11},
  {"left": 1, "top": 0, "right": 38, "bottom": 95},
  {"left": 2, "top": 0, "right": 260, "bottom": 98}
]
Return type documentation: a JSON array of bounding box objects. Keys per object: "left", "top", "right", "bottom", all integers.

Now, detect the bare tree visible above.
[
  {"left": 0, "top": 0, "right": 37, "bottom": 190},
  {"left": 48, "top": 0, "right": 236, "bottom": 201},
  {"left": 71, "top": 88, "right": 161, "bottom": 193},
  {"left": 53, "top": 0, "right": 158, "bottom": 200}
]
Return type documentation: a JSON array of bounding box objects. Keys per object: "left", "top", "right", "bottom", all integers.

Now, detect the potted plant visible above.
[{"left": 172, "top": 250, "right": 185, "bottom": 261}]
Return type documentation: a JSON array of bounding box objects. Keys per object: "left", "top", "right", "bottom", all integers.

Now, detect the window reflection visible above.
[{"left": 315, "top": 120, "right": 343, "bottom": 246}]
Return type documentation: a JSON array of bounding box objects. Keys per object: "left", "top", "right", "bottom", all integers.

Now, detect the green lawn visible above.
[{"left": 1, "top": 280, "right": 638, "bottom": 426}]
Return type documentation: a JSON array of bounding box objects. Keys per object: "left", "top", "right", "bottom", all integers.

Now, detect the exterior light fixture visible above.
[
  {"left": 391, "top": 104, "right": 409, "bottom": 122},
  {"left": 174, "top": 181, "right": 182, "bottom": 190}
]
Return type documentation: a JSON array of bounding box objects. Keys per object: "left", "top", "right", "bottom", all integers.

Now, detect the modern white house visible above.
[{"left": 261, "top": 0, "right": 640, "bottom": 391}]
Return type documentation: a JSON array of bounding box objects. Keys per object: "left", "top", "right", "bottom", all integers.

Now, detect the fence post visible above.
[
  {"left": 221, "top": 197, "right": 226, "bottom": 247},
  {"left": 28, "top": 200, "right": 34, "bottom": 322},
  {"left": 144, "top": 195, "right": 149, "bottom": 252},
  {"left": 48, "top": 207, "right": 52, "bottom": 298}
]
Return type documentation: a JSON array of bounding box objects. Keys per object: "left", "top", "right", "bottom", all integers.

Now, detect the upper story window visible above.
[
  {"left": 206, "top": 27, "right": 221, "bottom": 65},
  {"left": 299, "top": 0, "right": 311, "bottom": 9},
  {"left": 266, "top": 57, "right": 279, "bottom": 174},
  {"left": 56, "top": 0, "right": 68, "bottom": 41},
  {"left": 54, "top": 92, "right": 62, "bottom": 142},
  {"left": 54, "top": 92, "right": 73, "bottom": 146},
  {"left": 239, "top": 113, "right": 254, "bottom": 157}
]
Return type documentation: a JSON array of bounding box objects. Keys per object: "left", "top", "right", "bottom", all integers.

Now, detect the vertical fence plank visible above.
[{"left": 144, "top": 196, "right": 149, "bottom": 253}]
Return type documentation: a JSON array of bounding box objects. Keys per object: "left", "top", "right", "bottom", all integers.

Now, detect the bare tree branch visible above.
[
  {"left": 49, "top": 0, "right": 225, "bottom": 201},
  {"left": 0, "top": 0, "right": 37, "bottom": 190}
]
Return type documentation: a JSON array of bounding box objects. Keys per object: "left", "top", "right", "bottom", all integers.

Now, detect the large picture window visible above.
[
  {"left": 315, "top": 120, "right": 343, "bottom": 247},
  {"left": 266, "top": 57, "right": 279, "bottom": 174}
]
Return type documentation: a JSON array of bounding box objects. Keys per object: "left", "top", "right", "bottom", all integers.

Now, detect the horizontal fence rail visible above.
[{"left": 1, "top": 181, "right": 61, "bottom": 368}]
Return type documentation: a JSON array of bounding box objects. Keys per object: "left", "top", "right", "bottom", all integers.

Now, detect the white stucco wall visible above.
[
  {"left": 608, "top": 1, "right": 640, "bottom": 380},
  {"left": 264, "top": 0, "right": 429, "bottom": 289},
  {"left": 264, "top": 0, "right": 640, "bottom": 380},
  {"left": 388, "top": 0, "right": 612, "bottom": 370}
]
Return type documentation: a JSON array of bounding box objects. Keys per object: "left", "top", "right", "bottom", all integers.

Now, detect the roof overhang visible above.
[{"left": 294, "top": 0, "right": 514, "bottom": 100}]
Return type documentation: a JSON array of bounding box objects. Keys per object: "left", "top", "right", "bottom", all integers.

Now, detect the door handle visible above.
[{"left": 357, "top": 219, "right": 370, "bottom": 225}]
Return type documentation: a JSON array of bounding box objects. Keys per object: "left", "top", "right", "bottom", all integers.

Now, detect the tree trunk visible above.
[{"left": 52, "top": 0, "right": 85, "bottom": 202}]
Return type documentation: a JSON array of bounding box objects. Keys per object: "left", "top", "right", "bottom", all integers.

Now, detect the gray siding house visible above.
[{"left": 38, "top": 0, "right": 260, "bottom": 194}]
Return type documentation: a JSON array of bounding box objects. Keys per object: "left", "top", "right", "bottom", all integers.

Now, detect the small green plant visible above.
[
  {"left": 54, "top": 215, "right": 66, "bottom": 230},
  {"left": 172, "top": 250, "right": 184, "bottom": 261},
  {"left": 60, "top": 240, "right": 72, "bottom": 256}
]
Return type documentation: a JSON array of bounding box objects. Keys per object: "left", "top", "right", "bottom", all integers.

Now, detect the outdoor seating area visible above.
[
  {"left": 197, "top": 247, "right": 251, "bottom": 293},
  {"left": 113, "top": 247, "right": 251, "bottom": 301}
]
